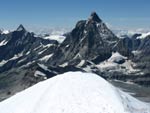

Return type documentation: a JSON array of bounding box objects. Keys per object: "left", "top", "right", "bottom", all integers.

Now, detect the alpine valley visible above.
[{"left": 0, "top": 12, "right": 150, "bottom": 105}]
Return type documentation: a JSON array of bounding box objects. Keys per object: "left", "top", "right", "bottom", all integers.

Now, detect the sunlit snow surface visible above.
[{"left": 0, "top": 72, "right": 149, "bottom": 113}]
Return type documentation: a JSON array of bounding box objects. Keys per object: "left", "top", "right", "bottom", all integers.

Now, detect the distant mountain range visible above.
[{"left": 0, "top": 12, "right": 150, "bottom": 101}]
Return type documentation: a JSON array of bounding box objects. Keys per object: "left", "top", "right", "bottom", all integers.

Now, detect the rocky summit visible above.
[{"left": 48, "top": 12, "right": 118, "bottom": 66}]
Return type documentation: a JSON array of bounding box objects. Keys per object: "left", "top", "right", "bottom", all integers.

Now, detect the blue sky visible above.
[{"left": 0, "top": 0, "right": 150, "bottom": 30}]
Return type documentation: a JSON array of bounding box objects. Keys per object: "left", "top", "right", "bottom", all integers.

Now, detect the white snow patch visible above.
[
  {"left": 73, "top": 53, "right": 82, "bottom": 59},
  {"left": 43, "top": 44, "right": 54, "bottom": 48},
  {"left": 0, "top": 72, "right": 149, "bottom": 113},
  {"left": 38, "top": 49, "right": 46, "bottom": 55},
  {"left": 84, "top": 30, "right": 87, "bottom": 34},
  {"left": 34, "top": 71, "right": 46, "bottom": 78},
  {"left": 34, "top": 71, "right": 46, "bottom": 77},
  {"left": 65, "top": 44, "right": 69, "bottom": 48},
  {"left": 2, "top": 30, "right": 10, "bottom": 34},
  {"left": 132, "top": 50, "right": 141, "bottom": 55},
  {"left": 98, "top": 61, "right": 118, "bottom": 70},
  {"left": 0, "top": 53, "right": 23, "bottom": 67},
  {"left": 33, "top": 45, "right": 42, "bottom": 51},
  {"left": 44, "top": 35, "right": 66, "bottom": 43},
  {"left": 26, "top": 51, "right": 30, "bottom": 55},
  {"left": 0, "top": 40, "right": 8, "bottom": 46},
  {"left": 0, "top": 60, "right": 8, "bottom": 67},
  {"left": 83, "top": 65, "right": 93, "bottom": 72},
  {"left": 137, "top": 32, "right": 150, "bottom": 39},
  {"left": 77, "top": 60, "right": 85, "bottom": 67},
  {"left": 122, "top": 60, "right": 141, "bottom": 73},
  {"left": 79, "top": 36, "right": 86, "bottom": 43},
  {"left": 38, "top": 63, "right": 48, "bottom": 71},
  {"left": 18, "top": 58, "right": 26, "bottom": 63},
  {"left": 97, "top": 52, "right": 140, "bottom": 74},
  {"left": 96, "top": 23, "right": 100, "bottom": 27},
  {"left": 59, "top": 62, "right": 68, "bottom": 67},
  {"left": 108, "top": 52, "right": 127, "bottom": 62},
  {"left": 39, "top": 54, "right": 53, "bottom": 62},
  {"left": 23, "top": 61, "right": 35, "bottom": 67},
  {"left": 10, "top": 53, "right": 23, "bottom": 61}
]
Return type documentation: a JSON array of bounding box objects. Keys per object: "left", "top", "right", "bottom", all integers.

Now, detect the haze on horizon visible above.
[{"left": 0, "top": 0, "right": 150, "bottom": 31}]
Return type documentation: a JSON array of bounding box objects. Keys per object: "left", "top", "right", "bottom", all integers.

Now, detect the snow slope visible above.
[{"left": 0, "top": 72, "right": 149, "bottom": 113}]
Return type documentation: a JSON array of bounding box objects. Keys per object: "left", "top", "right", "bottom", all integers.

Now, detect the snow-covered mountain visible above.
[
  {"left": 0, "top": 72, "right": 149, "bottom": 113},
  {"left": 0, "top": 12, "right": 150, "bottom": 102}
]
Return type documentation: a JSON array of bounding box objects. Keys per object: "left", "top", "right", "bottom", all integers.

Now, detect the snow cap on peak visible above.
[
  {"left": 16, "top": 24, "right": 26, "bottom": 32},
  {"left": 88, "top": 12, "right": 102, "bottom": 23}
]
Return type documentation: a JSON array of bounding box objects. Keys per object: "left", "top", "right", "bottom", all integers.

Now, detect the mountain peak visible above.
[
  {"left": 16, "top": 24, "right": 26, "bottom": 31},
  {"left": 88, "top": 12, "right": 102, "bottom": 23}
]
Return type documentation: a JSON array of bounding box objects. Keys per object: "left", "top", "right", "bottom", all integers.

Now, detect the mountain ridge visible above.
[{"left": 0, "top": 12, "right": 150, "bottom": 102}]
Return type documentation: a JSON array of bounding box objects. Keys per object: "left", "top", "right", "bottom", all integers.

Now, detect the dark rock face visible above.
[
  {"left": 48, "top": 12, "right": 118, "bottom": 66},
  {"left": 0, "top": 25, "right": 58, "bottom": 73},
  {"left": 114, "top": 35, "right": 141, "bottom": 57},
  {"left": 111, "top": 34, "right": 150, "bottom": 86},
  {"left": 0, "top": 25, "right": 60, "bottom": 101},
  {"left": 0, "top": 63, "right": 46, "bottom": 101},
  {"left": 88, "top": 12, "right": 102, "bottom": 23},
  {"left": 132, "top": 36, "right": 150, "bottom": 73}
]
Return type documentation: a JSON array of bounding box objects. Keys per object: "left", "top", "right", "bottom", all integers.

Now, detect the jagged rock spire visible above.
[
  {"left": 88, "top": 12, "right": 102, "bottom": 23},
  {"left": 16, "top": 24, "right": 26, "bottom": 31}
]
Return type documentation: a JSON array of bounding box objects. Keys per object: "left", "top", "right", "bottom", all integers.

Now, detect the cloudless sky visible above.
[{"left": 0, "top": 0, "right": 150, "bottom": 30}]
